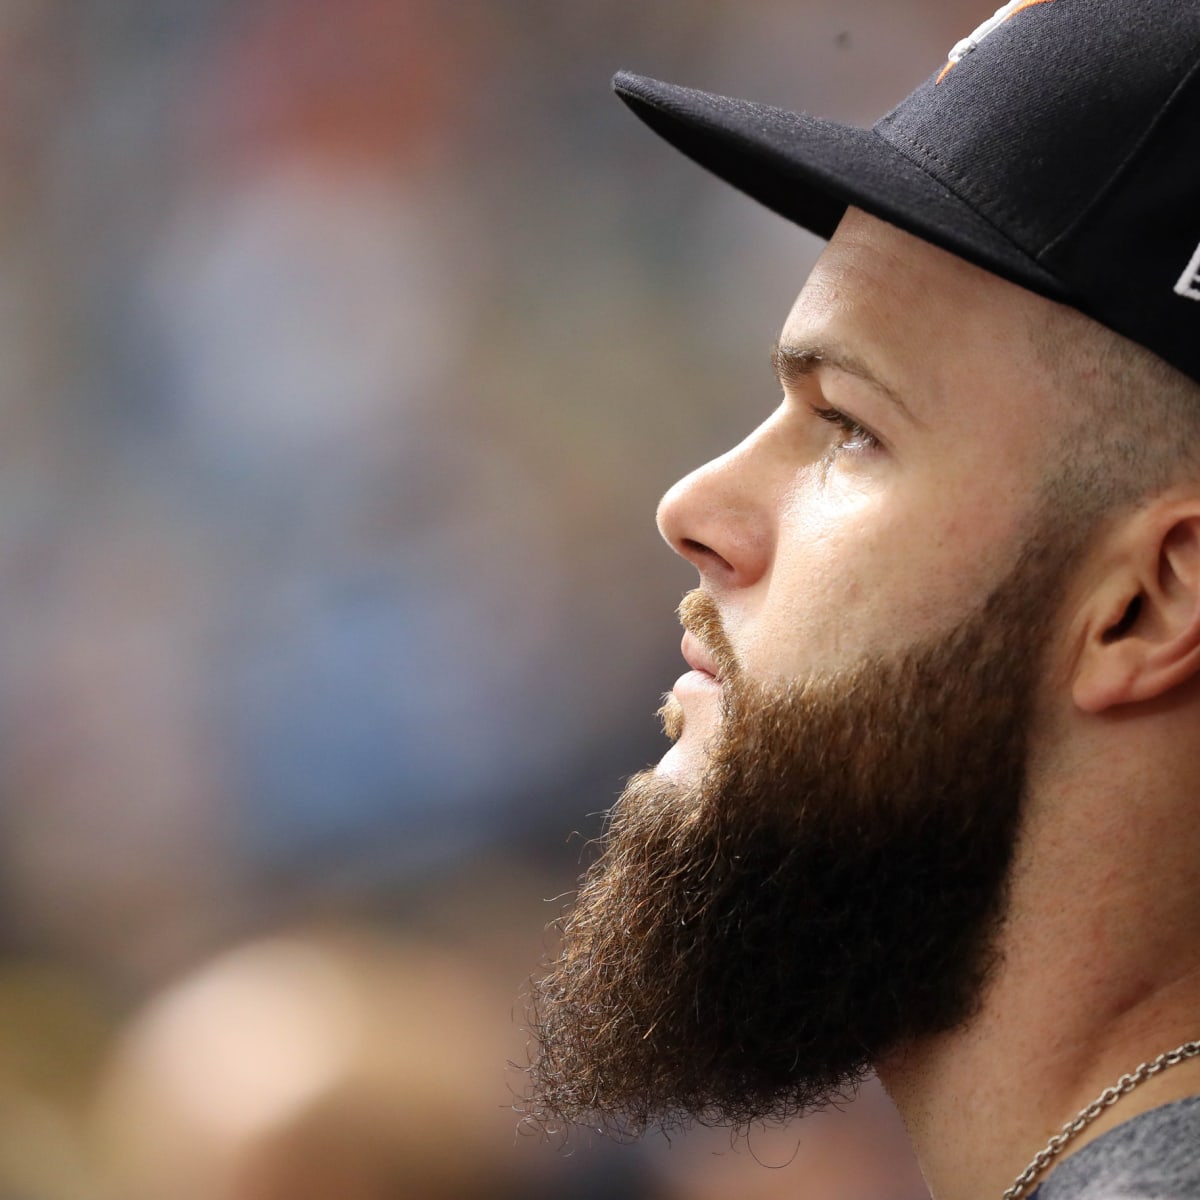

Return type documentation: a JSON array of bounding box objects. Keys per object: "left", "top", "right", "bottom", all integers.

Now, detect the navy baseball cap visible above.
[{"left": 613, "top": 0, "right": 1200, "bottom": 384}]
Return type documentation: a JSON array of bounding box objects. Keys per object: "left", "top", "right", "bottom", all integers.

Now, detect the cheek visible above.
[
  {"left": 736, "top": 476, "right": 1021, "bottom": 680},
  {"left": 740, "top": 483, "right": 890, "bottom": 676}
]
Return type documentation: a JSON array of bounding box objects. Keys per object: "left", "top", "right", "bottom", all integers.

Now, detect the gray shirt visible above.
[{"left": 1032, "top": 1096, "right": 1200, "bottom": 1200}]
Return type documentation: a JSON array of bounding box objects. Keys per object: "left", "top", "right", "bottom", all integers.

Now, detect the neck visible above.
[{"left": 877, "top": 745, "right": 1200, "bottom": 1200}]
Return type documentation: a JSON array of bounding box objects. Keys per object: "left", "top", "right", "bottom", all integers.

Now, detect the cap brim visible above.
[{"left": 613, "top": 71, "right": 1067, "bottom": 301}]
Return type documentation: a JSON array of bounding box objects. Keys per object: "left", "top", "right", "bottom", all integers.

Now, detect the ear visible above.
[{"left": 1073, "top": 505, "right": 1200, "bottom": 714}]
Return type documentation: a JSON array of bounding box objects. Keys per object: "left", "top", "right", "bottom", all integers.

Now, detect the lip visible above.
[
  {"left": 680, "top": 631, "right": 720, "bottom": 680},
  {"left": 673, "top": 667, "right": 721, "bottom": 697}
]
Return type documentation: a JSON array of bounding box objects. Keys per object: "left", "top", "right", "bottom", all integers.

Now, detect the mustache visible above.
[{"left": 678, "top": 589, "right": 739, "bottom": 682}]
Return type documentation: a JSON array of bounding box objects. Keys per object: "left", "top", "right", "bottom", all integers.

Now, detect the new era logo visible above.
[{"left": 1174, "top": 241, "right": 1200, "bottom": 301}]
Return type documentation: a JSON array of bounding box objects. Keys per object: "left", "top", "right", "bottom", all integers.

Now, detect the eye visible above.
[{"left": 810, "top": 405, "right": 880, "bottom": 453}]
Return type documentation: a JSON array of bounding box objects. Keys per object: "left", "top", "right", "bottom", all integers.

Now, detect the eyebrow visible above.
[{"left": 770, "top": 341, "right": 919, "bottom": 425}]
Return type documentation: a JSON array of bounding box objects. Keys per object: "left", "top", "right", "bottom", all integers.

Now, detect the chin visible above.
[
  {"left": 655, "top": 740, "right": 695, "bottom": 783},
  {"left": 656, "top": 687, "right": 723, "bottom": 780},
  {"left": 656, "top": 728, "right": 717, "bottom": 784}
]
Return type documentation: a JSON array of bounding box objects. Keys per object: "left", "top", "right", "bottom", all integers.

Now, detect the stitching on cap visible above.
[
  {"left": 1041, "top": 47, "right": 1200, "bottom": 258},
  {"left": 877, "top": 124, "right": 1039, "bottom": 251}
]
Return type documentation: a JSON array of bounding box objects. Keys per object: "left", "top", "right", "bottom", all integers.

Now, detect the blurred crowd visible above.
[{"left": 0, "top": 0, "right": 983, "bottom": 1196}]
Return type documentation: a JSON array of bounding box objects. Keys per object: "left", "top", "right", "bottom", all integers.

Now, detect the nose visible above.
[{"left": 656, "top": 425, "right": 777, "bottom": 589}]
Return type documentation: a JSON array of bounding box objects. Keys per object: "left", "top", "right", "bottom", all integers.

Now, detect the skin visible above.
[{"left": 655, "top": 207, "right": 1200, "bottom": 1200}]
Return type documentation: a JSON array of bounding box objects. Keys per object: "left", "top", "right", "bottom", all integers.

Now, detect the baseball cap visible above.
[{"left": 613, "top": 0, "right": 1200, "bottom": 384}]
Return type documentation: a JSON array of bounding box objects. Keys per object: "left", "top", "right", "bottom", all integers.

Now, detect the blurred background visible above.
[{"left": 0, "top": 1, "right": 987, "bottom": 1196}]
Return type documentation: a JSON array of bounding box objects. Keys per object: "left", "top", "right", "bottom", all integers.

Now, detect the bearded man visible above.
[{"left": 526, "top": 2, "right": 1200, "bottom": 1198}]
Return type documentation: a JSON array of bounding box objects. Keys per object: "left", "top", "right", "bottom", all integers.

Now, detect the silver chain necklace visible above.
[{"left": 1004, "top": 1038, "right": 1200, "bottom": 1200}]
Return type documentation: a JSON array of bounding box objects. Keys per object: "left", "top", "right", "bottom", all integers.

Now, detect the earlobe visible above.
[{"left": 1073, "top": 507, "right": 1200, "bottom": 714}]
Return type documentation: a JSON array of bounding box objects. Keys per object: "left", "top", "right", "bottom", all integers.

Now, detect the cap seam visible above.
[
  {"left": 873, "top": 124, "right": 1040, "bottom": 259},
  {"left": 1039, "top": 48, "right": 1200, "bottom": 260}
]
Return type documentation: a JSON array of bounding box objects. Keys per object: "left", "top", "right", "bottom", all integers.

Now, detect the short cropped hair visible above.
[{"left": 1029, "top": 305, "right": 1200, "bottom": 520}]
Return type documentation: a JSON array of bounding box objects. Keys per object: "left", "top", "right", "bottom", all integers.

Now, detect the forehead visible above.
[{"left": 782, "top": 209, "right": 1063, "bottom": 428}]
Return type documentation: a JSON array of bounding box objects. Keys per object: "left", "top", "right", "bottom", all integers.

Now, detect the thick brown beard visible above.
[{"left": 524, "top": 524, "right": 1082, "bottom": 1138}]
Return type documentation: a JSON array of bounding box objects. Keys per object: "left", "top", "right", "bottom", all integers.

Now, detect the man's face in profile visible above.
[{"left": 526, "top": 210, "right": 1092, "bottom": 1134}]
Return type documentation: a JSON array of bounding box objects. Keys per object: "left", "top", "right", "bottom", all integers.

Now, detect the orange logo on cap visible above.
[{"left": 936, "top": 0, "right": 1055, "bottom": 83}]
